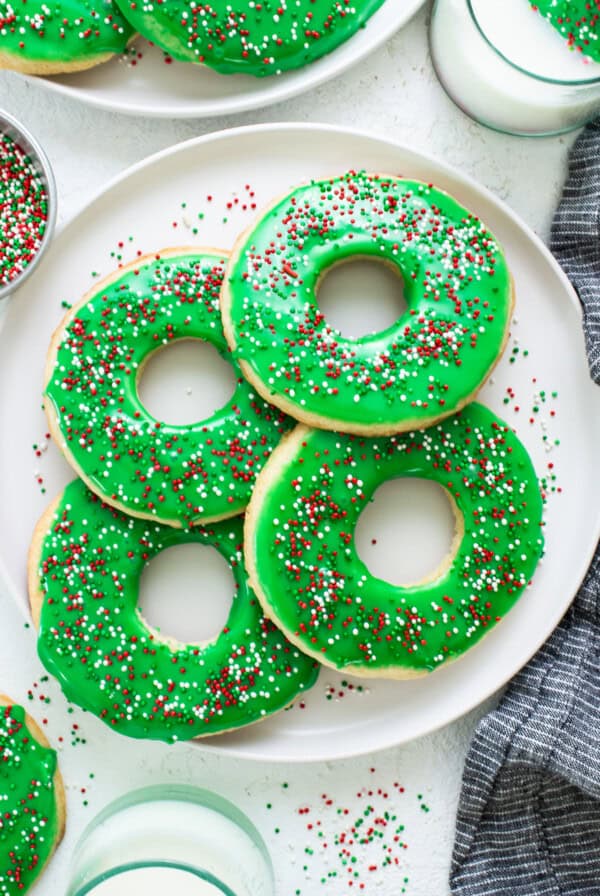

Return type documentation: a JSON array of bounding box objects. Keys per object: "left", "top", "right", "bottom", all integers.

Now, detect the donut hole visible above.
[
  {"left": 137, "top": 339, "right": 236, "bottom": 426},
  {"left": 138, "top": 543, "right": 234, "bottom": 644},
  {"left": 316, "top": 257, "right": 407, "bottom": 339},
  {"left": 355, "top": 478, "right": 460, "bottom": 587}
]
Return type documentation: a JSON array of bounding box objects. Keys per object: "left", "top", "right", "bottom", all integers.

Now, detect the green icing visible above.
[
  {"left": 247, "top": 403, "right": 544, "bottom": 674},
  {"left": 45, "top": 251, "right": 292, "bottom": 527},
  {"left": 0, "top": 703, "right": 59, "bottom": 895},
  {"left": 531, "top": 0, "right": 600, "bottom": 62},
  {"left": 0, "top": 0, "right": 132, "bottom": 63},
  {"left": 114, "top": 0, "right": 386, "bottom": 75},
  {"left": 36, "top": 480, "right": 318, "bottom": 742},
  {"left": 225, "top": 172, "right": 513, "bottom": 434}
]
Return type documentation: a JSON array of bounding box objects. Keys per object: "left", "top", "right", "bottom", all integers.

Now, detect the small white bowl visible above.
[{"left": 0, "top": 109, "right": 57, "bottom": 302}]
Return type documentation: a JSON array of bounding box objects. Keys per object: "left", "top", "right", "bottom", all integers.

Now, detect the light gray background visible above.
[{"left": 0, "top": 4, "right": 577, "bottom": 894}]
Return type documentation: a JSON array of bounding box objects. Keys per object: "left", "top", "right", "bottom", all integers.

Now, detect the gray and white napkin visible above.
[{"left": 451, "top": 119, "right": 600, "bottom": 896}]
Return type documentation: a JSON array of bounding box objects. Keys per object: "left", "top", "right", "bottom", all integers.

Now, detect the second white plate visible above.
[
  {"left": 0, "top": 123, "right": 598, "bottom": 761},
  {"left": 23, "top": 0, "right": 425, "bottom": 118}
]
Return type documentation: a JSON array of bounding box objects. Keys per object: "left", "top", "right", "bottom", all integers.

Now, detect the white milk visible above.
[
  {"left": 472, "top": 0, "right": 600, "bottom": 80},
  {"left": 68, "top": 788, "right": 274, "bottom": 896},
  {"left": 430, "top": 0, "right": 600, "bottom": 134},
  {"left": 86, "top": 868, "right": 223, "bottom": 895}
]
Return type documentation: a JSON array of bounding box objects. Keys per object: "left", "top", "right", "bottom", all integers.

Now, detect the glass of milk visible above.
[
  {"left": 67, "top": 786, "right": 275, "bottom": 896},
  {"left": 430, "top": 0, "right": 600, "bottom": 135}
]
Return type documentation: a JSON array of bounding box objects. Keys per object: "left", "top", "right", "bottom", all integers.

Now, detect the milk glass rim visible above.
[
  {"left": 71, "top": 860, "right": 235, "bottom": 896},
  {"left": 466, "top": 0, "right": 600, "bottom": 87},
  {"left": 0, "top": 108, "right": 57, "bottom": 302},
  {"left": 68, "top": 785, "right": 274, "bottom": 896},
  {"left": 70, "top": 784, "right": 273, "bottom": 855}
]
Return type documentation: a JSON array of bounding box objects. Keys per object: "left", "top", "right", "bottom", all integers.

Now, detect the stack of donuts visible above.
[
  {"left": 0, "top": 0, "right": 386, "bottom": 77},
  {"left": 29, "top": 170, "right": 545, "bottom": 744}
]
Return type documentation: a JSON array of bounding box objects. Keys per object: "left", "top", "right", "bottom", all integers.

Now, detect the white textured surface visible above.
[{"left": 0, "top": 4, "right": 576, "bottom": 894}]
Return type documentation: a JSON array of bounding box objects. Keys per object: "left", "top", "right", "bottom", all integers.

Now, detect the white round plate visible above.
[
  {"left": 0, "top": 123, "right": 598, "bottom": 762},
  {"left": 23, "top": 0, "right": 425, "bottom": 118}
]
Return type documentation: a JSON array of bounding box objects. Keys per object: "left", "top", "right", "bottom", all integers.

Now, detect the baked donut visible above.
[
  {"left": 221, "top": 172, "right": 514, "bottom": 435},
  {"left": 44, "top": 248, "right": 292, "bottom": 528},
  {"left": 245, "top": 403, "right": 544, "bottom": 678},
  {"left": 28, "top": 480, "right": 318, "bottom": 742},
  {"left": 0, "top": 0, "right": 133, "bottom": 75},
  {"left": 113, "top": 0, "right": 385, "bottom": 76},
  {"left": 532, "top": 0, "right": 600, "bottom": 62},
  {"left": 0, "top": 696, "right": 65, "bottom": 894}
]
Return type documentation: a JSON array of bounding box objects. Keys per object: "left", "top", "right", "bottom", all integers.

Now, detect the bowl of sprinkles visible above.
[{"left": 0, "top": 109, "right": 56, "bottom": 301}]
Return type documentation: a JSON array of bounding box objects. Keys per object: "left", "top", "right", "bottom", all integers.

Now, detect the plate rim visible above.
[
  {"left": 19, "top": 0, "right": 426, "bottom": 119},
  {"left": 2, "top": 120, "right": 599, "bottom": 762}
]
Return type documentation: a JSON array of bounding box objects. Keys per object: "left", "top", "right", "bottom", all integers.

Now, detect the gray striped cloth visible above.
[{"left": 450, "top": 120, "right": 600, "bottom": 895}]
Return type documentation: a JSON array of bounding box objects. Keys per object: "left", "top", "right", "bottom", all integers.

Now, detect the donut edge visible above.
[
  {"left": 0, "top": 49, "right": 116, "bottom": 75},
  {"left": 0, "top": 693, "right": 66, "bottom": 882},
  {"left": 220, "top": 175, "right": 516, "bottom": 436},
  {"left": 28, "top": 492, "right": 62, "bottom": 631},
  {"left": 42, "top": 246, "right": 249, "bottom": 530},
  {"left": 0, "top": 30, "right": 137, "bottom": 75}
]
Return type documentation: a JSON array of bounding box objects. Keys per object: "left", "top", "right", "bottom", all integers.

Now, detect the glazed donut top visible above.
[
  {"left": 0, "top": 701, "right": 60, "bottom": 895},
  {"left": 532, "top": 0, "right": 600, "bottom": 61},
  {"left": 44, "top": 250, "right": 291, "bottom": 527},
  {"left": 115, "top": 0, "right": 386, "bottom": 76},
  {"left": 223, "top": 172, "right": 513, "bottom": 435},
  {"left": 0, "top": 0, "right": 133, "bottom": 63},
  {"left": 34, "top": 481, "right": 318, "bottom": 741},
  {"left": 246, "top": 403, "right": 545, "bottom": 675}
]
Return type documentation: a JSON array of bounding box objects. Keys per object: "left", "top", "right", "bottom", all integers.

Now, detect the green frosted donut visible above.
[
  {"left": 531, "top": 0, "right": 600, "bottom": 62},
  {"left": 245, "top": 403, "right": 544, "bottom": 677},
  {"left": 0, "top": 699, "right": 64, "bottom": 895},
  {"left": 0, "top": 0, "right": 133, "bottom": 74},
  {"left": 222, "top": 172, "right": 514, "bottom": 435},
  {"left": 114, "top": 0, "right": 386, "bottom": 76},
  {"left": 30, "top": 480, "right": 318, "bottom": 743},
  {"left": 44, "top": 249, "right": 292, "bottom": 528}
]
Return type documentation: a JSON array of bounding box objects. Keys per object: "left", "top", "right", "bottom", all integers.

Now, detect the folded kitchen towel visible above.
[
  {"left": 450, "top": 119, "right": 600, "bottom": 895},
  {"left": 551, "top": 120, "right": 600, "bottom": 386}
]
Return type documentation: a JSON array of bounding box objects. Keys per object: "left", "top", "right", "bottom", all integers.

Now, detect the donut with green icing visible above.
[
  {"left": 531, "top": 0, "right": 600, "bottom": 62},
  {"left": 114, "top": 0, "right": 386, "bottom": 76},
  {"left": 29, "top": 480, "right": 318, "bottom": 742},
  {"left": 245, "top": 403, "right": 544, "bottom": 678},
  {"left": 0, "top": 697, "right": 65, "bottom": 895},
  {"left": 0, "top": 0, "right": 133, "bottom": 75},
  {"left": 45, "top": 248, "right": 292, "bottom": 528},
  {"left": 221, "top": 172, "right": 514, "bottom": 435}
]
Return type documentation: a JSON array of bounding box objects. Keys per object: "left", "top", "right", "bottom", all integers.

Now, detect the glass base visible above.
[
  {"left": 430, "top": 48, "right": 587, "bottom": 138},
  {"left": 429, "top": 0, "right": 600, "bottom": 138}
]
